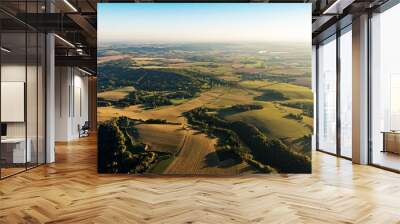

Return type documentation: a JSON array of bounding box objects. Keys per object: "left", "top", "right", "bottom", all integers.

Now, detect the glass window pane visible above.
[
  {"left": 371, "top": 4, "right": 400, "bottom": 171},
  {"left": 0, "top": 1, "right": 46, "bottom": 179},
  {"left": 340, "top": 29, "right": 352, "bottom": 158},
  {"left": 1, "top": 31, "right": 27, "bottom": 177},
  {"left": 317, "top": 36, "right": 337, "bottom": 154},
  {"left": 27, "top": 31, "right": 38, "bottom": 169}
]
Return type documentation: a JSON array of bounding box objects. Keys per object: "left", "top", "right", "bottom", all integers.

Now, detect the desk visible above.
[
  {"left": 1, "top": 138, "right": 31, "bottom": 163},
  {"left": 382, "top": 131, "right": 400, "bottom": 154}
]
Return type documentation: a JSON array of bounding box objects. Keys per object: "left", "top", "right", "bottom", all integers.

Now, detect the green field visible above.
[
  {"left": 239, "top": 80, "right": 313, "bottom": 100},
  {"left": 221, "top": 102, "right": 311, "bottom": 139},
  {"left": 97, "top": 42, "right": 312, "bottom": 174}
]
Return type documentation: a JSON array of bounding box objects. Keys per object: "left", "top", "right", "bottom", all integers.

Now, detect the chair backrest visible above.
[{"left": 82, "top": 121, "right": 90, "bottom": 129}]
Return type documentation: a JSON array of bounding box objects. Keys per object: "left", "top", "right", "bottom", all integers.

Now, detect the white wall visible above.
[
  {"left": 1, "top": 64, "right": 26, "bottom": 81},
  {"left": 352, "top": 14, "right": 369, "bottom": 164},
  {"left": 72, "top": 73, "right": 89, "bottom": 138},
  {"left": 1, "top": 63, "right": 46, "bottom": 164},
  {"left": 1, "top": 64, "right": 26, "bottom": 138},
  {"left": 54, "top": 67, "right": 89, "bottom": 141},
  {"left": 46, "top": 33, "right": 55, "bottom": 163},
  {"left": 55, "top": 66, "right": 70, "bottom": 141}
]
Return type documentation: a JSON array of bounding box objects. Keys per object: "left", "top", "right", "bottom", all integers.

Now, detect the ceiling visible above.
[{"left": 0, "top": 0, "right": 391, "bottom": 73}]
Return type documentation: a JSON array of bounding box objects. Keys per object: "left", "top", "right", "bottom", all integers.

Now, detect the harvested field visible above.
[
  {"left": 136, "top": 124, "right": 185, "bottom": 154},
  {"left": 164, "top": 130, "right": 255, "bottom": 175},
  {"left": 98, "top": 55, "right": 131, "bottom": 64},
  {"left": 97, "top": 87, "right": 248, "bottom": 123},
  {"left": 97, "top": 86, "right": 136, "bottom": 101}
]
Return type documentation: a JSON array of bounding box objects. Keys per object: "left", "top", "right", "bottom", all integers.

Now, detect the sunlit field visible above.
[
  {"left": 97, "top": 42, "right": 312, "bottom": 174},
  {"left": 97, "top": 3, "right": 311, "bottom": 174}
]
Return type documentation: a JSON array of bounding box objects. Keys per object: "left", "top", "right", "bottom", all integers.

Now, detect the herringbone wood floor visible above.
[{"left": 1, "top": 135, "right": 400, "bottom": 224}]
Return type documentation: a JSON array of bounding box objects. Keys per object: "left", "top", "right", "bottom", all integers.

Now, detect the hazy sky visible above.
[{"left": 98, "top": 3, "right": 311, "bottom": 44}]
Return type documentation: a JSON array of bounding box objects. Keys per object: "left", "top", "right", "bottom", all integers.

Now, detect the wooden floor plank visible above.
[{"left": 0, "top": 135, "right": 399, "bottom": 224}]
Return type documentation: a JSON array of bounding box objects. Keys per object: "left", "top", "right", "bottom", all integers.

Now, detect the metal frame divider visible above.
[
  {"left": 315, "top": 44, "right": 320, "bottom": 151},
  {"left": 25, "top": 0, "right": 28, "bottom": 171},
  {"left": 367, "top": 10, "right": 373, "bottom": 165},
  {"left": 336, "top": 26, "right": 341, "bottom": 157}
]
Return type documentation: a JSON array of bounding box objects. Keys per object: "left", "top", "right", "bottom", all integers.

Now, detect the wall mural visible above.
[{"left": 97, "top": 3, "right": 312, "bottom": 174}]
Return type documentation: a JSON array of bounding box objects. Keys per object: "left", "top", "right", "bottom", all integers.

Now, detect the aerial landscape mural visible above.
[{"left": 97, "top": 3, "right": 312, "bottom": 174}]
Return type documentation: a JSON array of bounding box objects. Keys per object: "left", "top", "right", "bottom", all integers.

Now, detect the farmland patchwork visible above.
[{"left": 97, "top": 3, "right": 312, "bottom": 174}]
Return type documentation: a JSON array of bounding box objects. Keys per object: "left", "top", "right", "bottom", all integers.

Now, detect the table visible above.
[
  {"left": 1, "top": 138, "right": 31, "bottom": 163},
  {"left": 382, "top": 131, "right": 400, "bottom": 154}
]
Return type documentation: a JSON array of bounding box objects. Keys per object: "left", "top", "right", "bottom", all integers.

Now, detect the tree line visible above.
[
  {"left": 184, "top": 107, "right": 311, "bottom": 173},
  {"left": 98, "top": 117, "right": 171, "bottom": 173}
]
